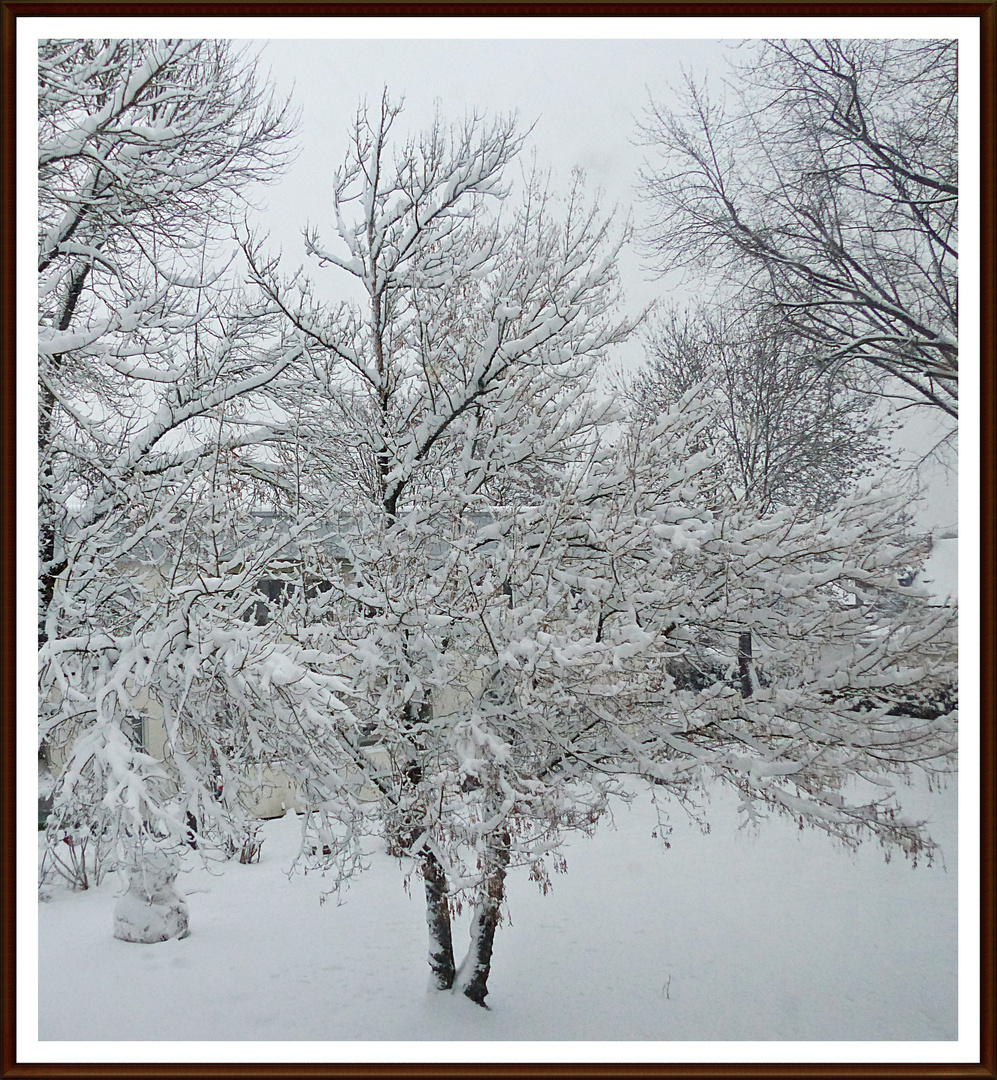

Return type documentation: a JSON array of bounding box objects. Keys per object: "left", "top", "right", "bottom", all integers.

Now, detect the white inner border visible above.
[{"left": 16, "top": 14, "right": 982, "bottom": 1068}]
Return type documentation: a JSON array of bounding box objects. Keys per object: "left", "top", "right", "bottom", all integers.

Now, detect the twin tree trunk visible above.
[
  {"left": 391, "top": 749, "right": 510, "bottom": 1006},
  {"left": 420, "top": 831, "right": 511, "bottom": 1008},
  {"left": 376, "top": 380, "right": 509, "bottom": 1004}
]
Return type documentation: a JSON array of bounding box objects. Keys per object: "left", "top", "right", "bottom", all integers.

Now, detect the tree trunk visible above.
[
  {"left": 390, "top": 748, "right": 456, "bottom": 991},
  {"left": 738, "top": 630, "right": 754, "bottom": 699},
  {"left": 455, "top": 829, "right": 511, "bottom": 1008},
  {"left": 422, "top": 848, "right": 456, "bottom": 990},
  {"left": 38, "top": 263, "right": 90, "bottom": 645}
]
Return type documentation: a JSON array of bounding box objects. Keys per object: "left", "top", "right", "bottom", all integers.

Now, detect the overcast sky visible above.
[
  {"left": 251, "top": 36, "right": 728, "bottom": 216},
  {"left": 248, "top": 38, "right": 730, "bottom": 308},
  {"left": 245, "top": 36, "right": 956, "bottom": 533}
]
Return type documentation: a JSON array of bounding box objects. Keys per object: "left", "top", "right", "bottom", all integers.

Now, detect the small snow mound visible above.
[{"left": 113, "top": 856, "right": 190, "bottom": 943}]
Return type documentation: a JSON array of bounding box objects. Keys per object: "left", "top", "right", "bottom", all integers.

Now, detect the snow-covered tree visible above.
[
  {"left": 39, "top": 39, "right": 294, "bottom": 634},
  {"left": 626, "top": 304, "right": 894, "bottom": 515},
  {"left": 244, "top": 92, "right": 646, "bottom": 1000},
  {"left": 247, "top": 94, "right": 956, "bottom": 1007},
  {"left": 638, "top": 39, "right": 958, "bottom": 420},
  {"left": 37, "top": 39, "right": 302, "bottom": 912}
]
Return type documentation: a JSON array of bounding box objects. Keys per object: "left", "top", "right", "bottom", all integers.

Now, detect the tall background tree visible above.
[
  {"left": 626, "top": 304, "right": 894, "bottom": 515},
  {"left": 638, "top": 39, "right": 958, "bottom": 420},
  {"left": 38, "top": 39, "right": 295, "bottom": 639}
]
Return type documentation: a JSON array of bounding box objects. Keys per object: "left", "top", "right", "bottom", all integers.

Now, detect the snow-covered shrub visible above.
[
  {"left": 39, "top": 824, "right": 113, "bottom": 892},
  {"left": 237, "top": 822, "right": 265, "bottom": 865}
]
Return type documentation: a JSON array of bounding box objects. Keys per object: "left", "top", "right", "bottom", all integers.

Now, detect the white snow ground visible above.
[{"left": 38, "top": 778, "right": 956, "bottom": 1042}]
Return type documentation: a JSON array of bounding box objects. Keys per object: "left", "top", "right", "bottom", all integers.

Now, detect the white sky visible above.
[{"left": 251, "top": 37, "right": 723, "bottom": 231}]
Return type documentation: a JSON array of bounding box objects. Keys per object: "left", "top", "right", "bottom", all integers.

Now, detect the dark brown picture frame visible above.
[{"left": 2, "top": 4, "right": 993, "bottom": 1076}]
